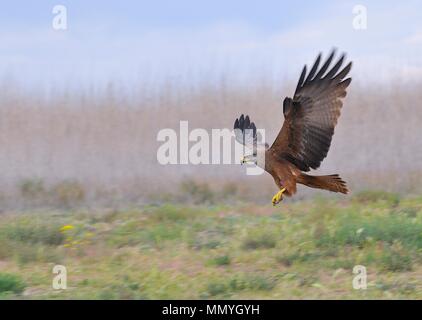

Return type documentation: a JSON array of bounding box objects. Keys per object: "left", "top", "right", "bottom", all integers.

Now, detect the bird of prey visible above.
[{"left": 234, "top": 50, "right": 352, "bottom": 205}]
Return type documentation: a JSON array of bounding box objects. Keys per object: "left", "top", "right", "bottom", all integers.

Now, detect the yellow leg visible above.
[{"left": 272, "top": 188, "right": 286, "bottom": 206}]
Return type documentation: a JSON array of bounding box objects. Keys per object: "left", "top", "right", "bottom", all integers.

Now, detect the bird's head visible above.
[
  {"left": 240, "top": 154, "right": 257, "bottom": 165},
  {"left": 240, "top": 144, "right": 267, "bottom": 167}
]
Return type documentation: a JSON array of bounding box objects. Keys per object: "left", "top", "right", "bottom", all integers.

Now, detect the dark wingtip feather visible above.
[
  {"left": 325, "top": 54, "right": 345, "bottom": 79},
  {"left": 315, "top": 50, "right": 336, "bottom": 79},
  {"left": 234, "top": 114, "right": 258, "bottom": 141},
  {"left": 251, "top": 122, "right": 257, "bottom": 137},
  {"left": 305, "top": 53, "right": 322, "bottom": 83},
  {"left": 333, "top": 61, "right": 352, "bottom": 82},
  {"left": 295, "top": 65, "right": 307, "bottom": 93},
  {"left": 245, "top": 115, "right": 250, "bottom": 127},
  {"left": 340, "top": 77, "right": 352, "bottom": 87}
]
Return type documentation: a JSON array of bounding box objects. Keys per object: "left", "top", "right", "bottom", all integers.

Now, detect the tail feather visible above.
[{"left": 299, "top": 173, "right": 348, "bottom": 194}]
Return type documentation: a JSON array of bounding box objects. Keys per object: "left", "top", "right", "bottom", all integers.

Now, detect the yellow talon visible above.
[{"left": 272, "top": 188, "right": 286, "bottom": 206}]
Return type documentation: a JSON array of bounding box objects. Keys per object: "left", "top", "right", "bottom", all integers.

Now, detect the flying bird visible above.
[{"left": 234, "top": 50, "right": 352, "bottom": 205}]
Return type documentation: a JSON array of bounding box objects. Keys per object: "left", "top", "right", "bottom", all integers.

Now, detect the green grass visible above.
[
  {"left": 207, "top": 255, "right": 231, "bottom": 266},
  {"left": 242, "top": 231, "right": 277, "bottom": 250},
  {"left": 0, "top": 273, "right": 26, "bottom": 295},
  {"left": 0, "top": 191, "right": 421, "bottom": 299}
]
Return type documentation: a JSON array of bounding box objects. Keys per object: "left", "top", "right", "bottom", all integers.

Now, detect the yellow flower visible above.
[{"left": 60, "top": 225, "right": 74, "bottom": 232}]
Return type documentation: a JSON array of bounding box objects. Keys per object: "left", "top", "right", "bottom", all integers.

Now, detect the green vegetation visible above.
[
  {"left": 0, "top": 273, "right": 26, "bottom": 295},
  {"left": 0, "top": 191, "right": 421, "bottom": 299},
  {"left": 19, "top": 178, "right": 86, "bottom": 208}
]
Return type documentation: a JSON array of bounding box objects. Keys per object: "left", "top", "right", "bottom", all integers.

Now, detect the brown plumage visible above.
[{"left": 234, "top": 50, "right": 352, "bottom": 204}]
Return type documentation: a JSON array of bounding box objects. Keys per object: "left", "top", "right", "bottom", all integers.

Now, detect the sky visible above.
[{"left": 1, "top": 0, "right": 422, "bottom": 90}]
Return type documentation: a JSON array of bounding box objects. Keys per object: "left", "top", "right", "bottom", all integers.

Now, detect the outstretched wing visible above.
[
  {"left": 233, "top": 114, "right": 257, "bottom": 148},
  {"left": 269, "top": 50, "right": 352, "bottom": 171}
]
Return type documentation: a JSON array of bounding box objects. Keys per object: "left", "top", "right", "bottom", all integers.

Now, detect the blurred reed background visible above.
[{"left": 0, "top": 74, "right": 421, "bottom": 209}]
